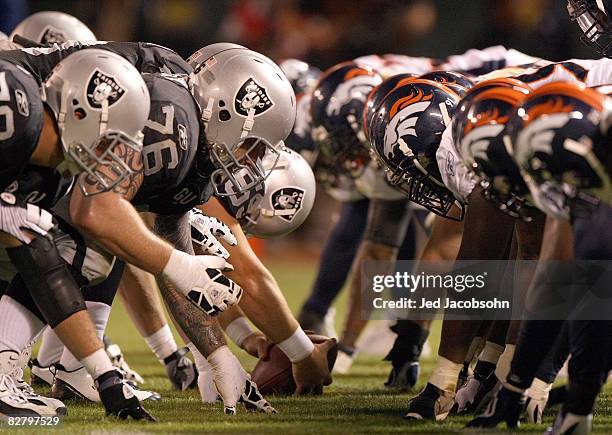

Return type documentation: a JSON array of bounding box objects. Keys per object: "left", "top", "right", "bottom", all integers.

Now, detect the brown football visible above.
[{"left": 250, "top": 333, "right": 338, "bottom": 395}]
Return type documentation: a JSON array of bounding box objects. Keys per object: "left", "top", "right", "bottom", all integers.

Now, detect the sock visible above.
[
  {"left": 495, "top": 344, "right": 515, "bottom": 384},
  {"left": 36, "top": 327, "right": 64, "bottom": 366},
  {"left": 65, "top": 301, "right": 111, "bottom": 372},
  {"left": 479, "top": 342, "right": 504, "bottom": 364},
  {"left": 81, "top": 347, "right": 114, "bottom": 380},
  {"left": 145, "top": 324, "right": 178, "bottom": 362},
  {"left": 0, "top": 295, "right": 45, "bottom": 354},
  {"left": 429, "top": 356, "right": 462, "bottom": 393}
]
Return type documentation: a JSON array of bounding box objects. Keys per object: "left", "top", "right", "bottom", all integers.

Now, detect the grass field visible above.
[{"left": 14, "top": 258, "right": 612, "bottom": 434}]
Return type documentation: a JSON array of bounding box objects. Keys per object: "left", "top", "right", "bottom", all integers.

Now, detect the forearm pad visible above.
[{"left": 6, "top": 235, "right": 86, "bottom": 327}]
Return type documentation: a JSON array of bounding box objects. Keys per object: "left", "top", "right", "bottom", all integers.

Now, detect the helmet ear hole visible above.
[
  {"left": 72, "top": 98, "right": 79, "bottom": 106},
  {"left": 73, "top": 107, "right": 86, "bottom": 120},
  {"left": 219, "top": 109, "right": 231, "bottom": 122},
  {"left": 218, "top": 100, "right": 226, "bottom": 107}
]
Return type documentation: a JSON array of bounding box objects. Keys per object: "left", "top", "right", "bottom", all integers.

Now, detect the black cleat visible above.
[
  {"left": 385, "top": 361, "right": 420, "bottom": 391},
  {"left": 164, "top": 348, "right": 198, "bottom": 391},
  {"left": 404, "top": 383, "right": 455, "bottom": 421},
  {"left": 96, "top": 371, "right": 155, "bottom": 422},
  {"left": 454, "top": 361, "right": 498, "bottom": 414},
  {"left": 466, "top": 385, "right": 525, "bottom": 429}
]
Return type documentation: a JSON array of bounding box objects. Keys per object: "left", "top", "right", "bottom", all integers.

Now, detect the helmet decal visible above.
[
  {"left": 270, "top": 186, "right": 305, "bottom": 222},
  {"left": 462, "top": 106, "right": 509, "bottom": 137},
  {"left": 86, "top": 69, "right": 126, "bottom": 109},
  {"left": 524, "top": 97, "right": 576, "bottom": 127},
  {"left": 325, "top": 75, "right": 379, "bottom": 117},
  {"left": 234, "top": 77, "right": 274, "bottom": 117}
]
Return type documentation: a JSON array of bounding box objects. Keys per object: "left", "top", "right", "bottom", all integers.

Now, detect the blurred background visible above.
[{"left": 0, "top": 0, "right": 595, "bottom": 261}]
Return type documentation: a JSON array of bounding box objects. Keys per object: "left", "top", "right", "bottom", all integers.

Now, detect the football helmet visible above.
[
  {"left": 187, "top": 44, "right": 296, "bottom": 196},
  {"left": 279, "top": 59, "right": 322, "bottom": 97},
  {"left": 363, "top": 73, "right": 418, "bottom": 141},
  {"left": 244, "top": 147, "right": 316, "bottom": 238},
  {"left": 43, "top": 49, "right": 150, "bottom": 196},
  {"left": 508, "top": 81, "right": 612, "bottom": 218},
  {"left": 369, "top": 79, "right": 462, "bottom": 219},
  {"left": 10, "top": 11, "right": 96, "bottom": 43},
  {"left": 453, "top": 86, "right": 534, "bottom": 220},
  {"left": 310, "top": 62, "right": 383, "bottom": 181},
  {"left": 567, "top": 0, "right": 612, "bottom": 57},
  {"left": 419, "top": 71, "right": 475, "bottom": 97}
]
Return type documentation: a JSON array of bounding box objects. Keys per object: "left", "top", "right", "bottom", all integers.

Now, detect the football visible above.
[{"left": 251, "top": 333, "right": 338, "bottom": 395}]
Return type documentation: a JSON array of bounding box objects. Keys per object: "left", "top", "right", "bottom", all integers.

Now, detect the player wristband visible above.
[
  {"left": 277, "top": 327, "right": 314, "bottom": 363},
  {"left": 162, "top": 249, "right": 195, "bottom": 294},
  {"left": 225, "top": 317, "right": 254, "bottom": 348}
]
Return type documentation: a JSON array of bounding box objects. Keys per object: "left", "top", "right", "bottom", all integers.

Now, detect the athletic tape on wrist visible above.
[
  {"left": 225, "top": 317, "right": 254, "bottom": 348},
  {"left": 277, "top": 327, "right": 314, "bottom": 363}
]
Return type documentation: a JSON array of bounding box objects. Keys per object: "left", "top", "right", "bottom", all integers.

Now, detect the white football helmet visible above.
[
  {"left": 242, "top": 147, "right": 316, "bottom": 238},
  {"left": 187, "top": 44, "right": 296, "bottom": 196},
  {"left": 43, "top": 49, "right": 150, "bottom": 196},
  {"left": 11, "top": 11, "right": 96, "bottom": 44}
]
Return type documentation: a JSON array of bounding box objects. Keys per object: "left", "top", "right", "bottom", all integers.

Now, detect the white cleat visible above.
[
  {"left": 52, "top": 365, "right": 160, "bottom": 403},
  {"left": 14, "top": 376, "right": 66, "bottom": 416},
  {"left": 332, "top": 350, "right": 355, "bottom": 375},
  {"left": 29, "top": 359, "right": 56, "bottom": 387},
  {"left": 545, "top": 411, "right": 592, "bottom": 435}
]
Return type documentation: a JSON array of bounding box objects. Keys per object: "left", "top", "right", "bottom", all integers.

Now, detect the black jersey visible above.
[
  {"left": 6, "top": 166, "right": 73, "bottom": 209},
  {"left": 132, "top": 73, "right": 200, "bottom": 210},
  {"left": 0, "top": 59, "right": 44, "bottom": 190},
  {"left": 0, "top": 40, "right": 191, "bottom": 86}
]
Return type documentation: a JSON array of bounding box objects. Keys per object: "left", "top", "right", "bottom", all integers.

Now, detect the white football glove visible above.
[
  {"left": 0, "top": 193, "right": 54, "bottom": 244},
  {"left": 163, "top": 250, "right": 243, "bottom": 316},
  {"left": 207, "top": 346, "right": 276, "bottom": 414},
  {"left": 189, "top": 209, "right": 237, "bottom": 259}
]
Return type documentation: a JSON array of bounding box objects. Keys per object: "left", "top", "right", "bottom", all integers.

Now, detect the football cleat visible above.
[
  {"left": 454, "top": 370, "right": 498, "bottom": 414},
  {"left": 404, "top": 383, "right": 455, "bottom": 421},
  {"left": 12, "top": 364, "right": 66, "bottom": 416},
  {"left": 456, "top": 361, "right": 471, "bottom": 392},
  {"left": 384, "top": 361, "right": 419, "bottom": 391},
  {"left": 29, "top": 359, "right": 56, "bottom": 387},
  {"left": 106, "top": 344, "right": 144, "bottom": 385},
  {"left": 545, "top": 411, "right": 592, "bottom": 435},
  {"left": 0, "top": 373, "right": 58, "bottom": 418},
  {"left": 52, "top": 365, "right": 160, "bottom": 403},
  {"left": 95, "top": 370, "right": 155, "bottom": 421},
  {"left": 466, "top": 385, "right": 525, "bottom": 429},
  {"left": 332, "top": 346, "right": 356, "bottom": 375},
  {"left": 164, "top": 347, "right": 198, "bottom": 390}
]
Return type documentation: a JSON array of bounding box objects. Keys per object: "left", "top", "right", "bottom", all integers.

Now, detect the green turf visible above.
[{"left": 9, "top": 258, "right": 612, "bottom": 433}]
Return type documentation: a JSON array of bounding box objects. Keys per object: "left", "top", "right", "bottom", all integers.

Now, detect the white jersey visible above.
[
  {"left": 354, "top": 54, "right": 433, "bottom": 78},
  {"left": 436, "top": 124, "right": 478, "bottom": 203}
]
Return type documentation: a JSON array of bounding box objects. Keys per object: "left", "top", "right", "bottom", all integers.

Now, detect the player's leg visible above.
[
  {"left": 117, "top": 263, "right": 197, "bottom": 390},
  {"left": 298, "top": 198, "right": 369, "bottom": 334},
  {"left": 335, "top": 198, "right": 413, "bottom": 373}
]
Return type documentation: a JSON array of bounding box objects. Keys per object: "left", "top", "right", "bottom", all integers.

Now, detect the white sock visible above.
[
  {"left": 429, "top": 356, "right": 462, "bottom": 393},
  {"left": 479, "top": 342, "right": 505, "bottom": 364},
  {"left": 37, "top": 327, "right": 64, "bottom": 366},
  {"left": 0, "top": 295, "right": 45, "bottom": 354},
  {"left": 495, "top": 343, "right": 516, "bottom": 384},
  {"left": 80, "top": 348, "right": 114, "bottom": 380},
  {"left": 145, "top": 324, "right": 178, "bottom": 362},
  {"left": 63, "top": 301, "right": 111, "bottom": 372}
]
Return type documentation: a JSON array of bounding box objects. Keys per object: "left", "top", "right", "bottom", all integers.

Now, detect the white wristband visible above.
[
  {"left": 277, "top": 327, "right": 314, "bottom": 363},
  {"left": 162, "top": 249, "right": 194, "bottom": 295},
  {"left": 225, "top": 317, "right": 254, "bottom": 348}
]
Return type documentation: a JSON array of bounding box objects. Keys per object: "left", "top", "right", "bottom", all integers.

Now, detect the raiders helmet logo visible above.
[
  {"left": 235, "top": 78, "right": 274, "bottom": 117},
  {"left": 270, "top": 187, "right": 305, "bottom": 222},
  {"left": 86, "top": 69, "right": 126, "bottom": 109},
  {"left": 40, "top": 26, "right": 68, "bottom": 44}
]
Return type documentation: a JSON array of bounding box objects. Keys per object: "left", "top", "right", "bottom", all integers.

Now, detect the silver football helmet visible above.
[
  {"left": 242, "top": 147, "right": 316, "bottom": 238},
  {"left": 10, "top": 11, "right": 96, "bottom": 44},
  {"left": 279, "top": 59, "right": 322, "bottom": 96},
  {"left": 187, "top": 44, "right": 296, "bottom": 196},
  {"left": 43, "top": 49, "right": 150, "bottom": 196}
]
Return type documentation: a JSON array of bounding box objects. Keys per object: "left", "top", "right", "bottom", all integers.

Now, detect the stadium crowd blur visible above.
[{"left": 0, "top": 0, "right": 596, "bottom": 257}]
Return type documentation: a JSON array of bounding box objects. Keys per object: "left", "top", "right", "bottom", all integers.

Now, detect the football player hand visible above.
[
  {"left": 189, "top": 209, "right": 237, "bottom": 258},
  {"left": 292, "top": 338, "right": 335, "bottom": 395},
  {"left": 242, "top": 333, "right": 270, "bottom": 359},
  {"left": 163, "top": 250, "right": 242, "bottom": 316},
  {"left": 240, "top": 379, "right": 276, "bottom": 413},
  {"left": 0, "top": 193, "right": 54, "bottom": 244},
  {"left": 207, "top": 346, "right": 248, "bottom": 414}
]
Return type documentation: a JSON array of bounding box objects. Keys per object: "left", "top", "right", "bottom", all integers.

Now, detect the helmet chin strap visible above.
[
  {"left": 241, "top": 108, "right": 256, "bottom": 138},
  {"left": 261, "top": 208, "right": 296, "bottom": 217},
  {"left": 99, "top": 97, "right": 109, "bottom": 135}
]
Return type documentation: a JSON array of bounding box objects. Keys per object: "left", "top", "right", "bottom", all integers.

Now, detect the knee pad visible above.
[{"left": 6, "top": 235, "right": 86, "bottom": 328}]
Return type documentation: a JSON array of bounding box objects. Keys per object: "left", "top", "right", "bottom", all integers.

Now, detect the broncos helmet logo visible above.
[
  {"left": 383, "top": 88, "right": 433, "bottom": 159},
  {"left": 326, "top": 75, "right": 380, "bottom": 117}
]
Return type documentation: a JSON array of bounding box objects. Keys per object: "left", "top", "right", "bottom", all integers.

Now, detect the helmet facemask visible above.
[{"left": 568, "top": 0, "right": 612, "bottom": 57}]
